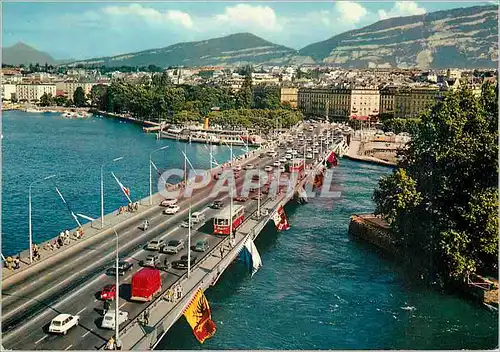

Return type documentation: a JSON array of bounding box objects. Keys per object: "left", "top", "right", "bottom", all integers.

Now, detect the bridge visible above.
[{"left": 2, "top": 123, "right": 346, "bottom": 350}]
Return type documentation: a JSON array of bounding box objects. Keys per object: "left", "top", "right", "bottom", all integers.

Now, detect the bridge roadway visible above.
[{"left": 3, "top": 124, "right": 334, "bottom": 350}]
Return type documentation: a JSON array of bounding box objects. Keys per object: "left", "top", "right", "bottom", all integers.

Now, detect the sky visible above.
[{"left": 2, "top": 0, "right": 497, "bottom": 60}]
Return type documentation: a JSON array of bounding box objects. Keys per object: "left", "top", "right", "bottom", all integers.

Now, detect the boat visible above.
[{"left": 25, "top": 108, "right": 40, "bottom": 113}]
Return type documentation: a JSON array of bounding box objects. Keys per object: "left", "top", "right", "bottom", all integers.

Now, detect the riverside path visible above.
[{"left": 2, "top": 122, "right": 344, "bottom": 350}]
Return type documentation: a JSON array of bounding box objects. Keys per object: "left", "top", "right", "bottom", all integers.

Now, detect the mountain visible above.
[
  {"left": 2, "top": 42, "right": 58, "bottom": 66},
  {"left": 299, "top": 5, "right": 498, "bottom": 69},
  {"left": 67, "top": 33, "right": 298, "bottom": 68}
]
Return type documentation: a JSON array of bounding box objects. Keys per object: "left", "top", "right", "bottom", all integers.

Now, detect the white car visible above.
[
  {"left": 273, "top": 161, "right": 280, "bottom": 167},
  {"left": 286, "top": 149, "right": 293, "bottom": 154},
  {"left": 267, "top": 151, "right": 278, "bottom": 157},
  {"left": 245, "top": 164, "right": 255, "bottom": 170},
  {"left": 101, "top": 310, "right": 129, "bottom": 329},
  {"left": 306, "top": 147, "right": 312, "bottom": 153},
  {"left": 233, "top": 165, "right": 242, "bottom": 172},
  {"left": 279, "top": 166, "right": 286, "bottom": 172},
  {"left": 265, "top": 166, "right": 273, "bottom": 172},
  {"left": 279, "top": 157, "right": 287, "bottom": 163},
  {"left": 49, "top": 314, "right": 79, "bottom": 335},
  {"left": 146, "top": 240, "right": 165, "bottom": 251},
  {"left": 161, "top": 198, "right": 177, "bottom": 207},
  {"left": 291, "top": 150, "right": 298, "bottom": 155},
  {"left": 285, "top": 154, "right": 292, "bottom": 160},
  {"left": 163, "top": 204, "right": 180, "bottom": 215},
  {"left": 313, "top": 149, "right": 319, "bottom": 154},
  {"left": 306, "top": 153, "right": 313, "bottom": 159}
]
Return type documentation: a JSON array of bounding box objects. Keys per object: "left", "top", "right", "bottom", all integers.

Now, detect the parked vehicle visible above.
[
  {"left": 285, "top": 154, "right": 292, "bottom": 160},
  {"left": 279, "top": 157, "right": 287, "bottom": 163},
  {"left": 286, "top": 149, "right": 293, "bottom": 154},
  {"left": 100, "top": 284, "right": 116, "bottom": 300},
  {"left": 265, "top": 166, "right": 273, "bottom": 172},
  {"left": 101, "top": 310, "right": 128, "bottom": 330},
  {"left": 146, "top": 240, "right": 165, "bottom": 251},
  {"left": 245, "top": 164, "right": 255, "bottom": 170},
  {"left": 160, "top": 198, "right": 177, "bottom": 207},
  {"left": 211, "top": 200, "right": 224, "bottom": 209},
  {"left": 143, "top": 254, "right": 160, "bottom": 267},
  {"left": 306, "top": 153, "right": 313, "bottom": 159},
  {"left": 194, "top": 239, "right": 210, "bottom": 252},
  {"left": 163, "top": 204, "right": 180, "bottom": 215},
  {"left": 234, "top": 196, "right": 248, "bottom": 202},
  {"left": 162, "top": 239, "right": 185, "bottom": 254},
  {"left": 49, "top": 314, "right": 79, "bottom": 335},
  {"left": 233, "top": 165, "right": 242, "bottom": 172},
  {"left": 273, "top": 161, "right": 280, "bottom": 167},
  {"left": 172, "top": 255, "right": 198, "bottom": 269},
  {"left": 130, "top": 268, "right": 162, "bottom": 302}
]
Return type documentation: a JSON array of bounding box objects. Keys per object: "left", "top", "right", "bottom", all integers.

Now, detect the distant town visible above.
[{"left": 2, "top": 64, "right": 498, "bottom": 124}]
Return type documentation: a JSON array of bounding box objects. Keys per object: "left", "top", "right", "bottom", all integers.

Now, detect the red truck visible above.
[{"left": 130, "top": 268, "right": 162, "bottom": 302}]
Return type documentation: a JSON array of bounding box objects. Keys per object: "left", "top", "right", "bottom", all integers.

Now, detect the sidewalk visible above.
[{"left": 2, "top": 147, "right": 267, "bottom": 285}]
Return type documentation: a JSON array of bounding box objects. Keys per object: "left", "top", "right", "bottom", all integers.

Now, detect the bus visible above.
[{"left": 213, "top": 205, "right": 245, "bottom": 235}]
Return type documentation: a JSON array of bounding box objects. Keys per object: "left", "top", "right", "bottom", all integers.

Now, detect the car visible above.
[
  {"left": 100, "top": 284, "right": 116, "bottom": 300},
  {"left": 291, "top": 150, "right": 298, "bottom": 155},
  {"left": 49, "top": 314, "right": 79, "bottom": 335},
  {"left": 273, "top": 161, "right": 280, "bottom": 167},
  {"left": 264, "top": 165, "right": 273, "bottom": 172},
  {"left": 261, "top": 186, "right": 270, "bottom": 194},
  {"left": 101, "top": 310, "right": 129, "bottom": 329},
  {"left": 267, "top": 151, "right": 278, "bottom": 157},
  {"left": 163, "top": 239, "right": 185, "bottom": 254},
  {"left": 160, "top": 198, "right": 177, "bottom": 207},
  {"left": 252, "top": 193, "right": 264, "bottom": 201},
  {"left": 285, "top": 154, "right": 292, "bottom": 160},
  {"left": 245, "top": 164, "right": 255, "bottom": 170},
  {"left": 106, "top": 261, "right": 133, "bottom": 276},
  {"left": 286, "top": 149, "right": 293, "bottom": 154},
  {"left": 234, "top": 196, "right": 248, "bottom": 202},
  {"left": 249, "top": 186, "right": 258, "bottom": 193},
  {"left": 172, "top": 255, "right": 198, "bottom": 269},
  {"left": 279, "top": 166, "right": 286, "bottom": 173},
  {"left": 279, "top": 157, "right": 287, "bottom": 163},
  {"left": 143, "top": 254, "right": 160, "bottom": 267},
  {"left": 194, "top": 239, "right": 210, "bottom": 252},
  {"left": 214, "top": 172, "right": 223, "bottom": 180},
  {"left": 313, "top": 149, "right": 319, "bottom": 154},
  {"left": 306, "top": 153, "right": 313, "bottom": 159},
  {"left": 233, "top": 165, "right": 242, "bottom": 172},
  {"left": 234, "top": 171, "right": 241, "bottom": 179},
  {"left": 211, "top": 200, "right": 224, "bottom": 209},
  {"left": 146, "top": 239, "right": 165, "bottom": 251},
  {"left": 191, "top": 211, "right": 205, "bottom": 224},
  {"left": 306, "top": 147, "right": 312, "bottom": 152},
  {"left": 163, "top": 204, "right": 180, "bottom": 215}
]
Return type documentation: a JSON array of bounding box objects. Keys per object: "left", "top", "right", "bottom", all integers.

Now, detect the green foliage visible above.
[
  {"left": 383, "top": 118, "right": 422, "bottom": 135},
  {"left": 54, "top": 95, "right": 67, "bottom": 106},
  {"left": 373, "top": 83, "right": 499, "bottom": 280},
  {"left": 73, "top": 87, "right": 86, "bottom": 107},
  {"left": 253, "top": 85, "right": 280, "bottom": 109},
  {"left": 90, "top": 84, "right": 108, "bottom": 110},
  {"left": 207, "top": 109, "right": 302, "bottom": 130},
  {"left": 39, "top": 93, "right": 54, "bottom": 107}
]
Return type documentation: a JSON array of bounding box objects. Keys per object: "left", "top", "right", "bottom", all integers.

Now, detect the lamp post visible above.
[
  {"left": 100, "top": 157, "right": 124, "bottom": 229},
  {"left": 229, "top": 141, "right": 234, "bottom": 239},
  {"left": 29, "top": 174, "right": 56, "bottom": 264},
  {"left": 149, "top": 146, "right": 169, "bottom": 206}
]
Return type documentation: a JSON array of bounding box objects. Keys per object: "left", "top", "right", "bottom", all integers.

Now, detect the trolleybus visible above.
[{"left": 213, "top": 205, "right": 245, "bottom": 235}]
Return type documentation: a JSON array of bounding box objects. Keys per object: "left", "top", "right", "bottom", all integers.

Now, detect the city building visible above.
[
  {"left": 394, "top": 86, "right": 441, "bottom": 118},
  {"left": 1, "top": 84, "right": 17, "bottom": 101},
  {"left": 279, "top": 87, "right": 298, "bottom": 109},
  {"left": 55, "top": 82, "right": 96, "bottom": 98},
  {"left": 350, "top": 88, "right": 380, "bottom": 118},
  {"left": 15, "top": 84, "right": 56, "bottom": 102}
]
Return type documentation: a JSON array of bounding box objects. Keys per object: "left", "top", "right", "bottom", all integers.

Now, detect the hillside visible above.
[
  {"left": 67, "top": 33, "right": 298, "bottom": 68},
  {"left": 299, "top": 5, "right": 498, "bottom": 69},
  {"left": 2, "top": 42, "right": 58, "bottom": 66}
]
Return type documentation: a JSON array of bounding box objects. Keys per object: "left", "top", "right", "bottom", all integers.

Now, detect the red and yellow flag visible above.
[{"left": 183, "top": 289, "right": 217, "bottom": 343}]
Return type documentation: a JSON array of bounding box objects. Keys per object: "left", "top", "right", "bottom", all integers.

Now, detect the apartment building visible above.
[
  {"left": 379, "top": 86, "right": 397, "bottom": 115},
  {"left": 55, "top": 82, "right": 96, "bottom": 98},
  {"left": 16, "top": 84, "right": 56, "bottom": 102},
  {"left": 393, "top": 86, "right": 441, "bottom": 118},
  {"left": 279, "top": 87, "right": 298, "bottom": 109},
  {"left": 350, "top": 88, "right": 380, "bottom": 117},
  {"left": 1, "top": 84, "right": 17, "bottom": 101}
]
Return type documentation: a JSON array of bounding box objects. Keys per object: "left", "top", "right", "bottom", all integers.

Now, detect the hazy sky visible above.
[{"left": 3, "top": 1, "right": 496, "bottom": 60}]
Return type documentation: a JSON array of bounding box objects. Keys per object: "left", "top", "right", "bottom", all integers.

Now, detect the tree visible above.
[
  {"left": 235, "top": 72, "right": 253, "bottom": 109},
  {"left": 39, "top": 93, "right": 54, "bottom": 107},
  {"left": 54, "top": 95, "right": 68, "bottom": 106},
  {"left": 253, "top": 85, "right": 280, "bottom": 109},
  {"left": 73, "top": 87, "right": 86, "bottom": 107},
  {"left": 373, "top": 83, "right": 499, "bottom": 281},
  {"left": 90, "top": 84, "right": 108, "bottom": 110}
]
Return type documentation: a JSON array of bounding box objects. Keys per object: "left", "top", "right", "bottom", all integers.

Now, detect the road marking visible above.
[
  {"left": 34, "top": 335, "right": 48, "bottom": 344},
  {"left": 81, "top": 329, "right": 92, "bottom": 338},
  {"left": 65, "top": 344, "right": 73, "bottom": 350},
  {"left": 119, "top": 302, "right": 127, "bottom": 309},
  {"left": 76, "top": 307, "right": 87, "bottom": 315}
]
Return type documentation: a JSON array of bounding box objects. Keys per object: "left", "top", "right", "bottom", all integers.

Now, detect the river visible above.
[{"left": 2, "top": 111, "right": 497, "bottom": 349}]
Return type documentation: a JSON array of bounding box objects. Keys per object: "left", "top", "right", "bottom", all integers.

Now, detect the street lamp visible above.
[
  {"left": 29, "top": 174, "right": 56, "bottom": 264},
  {"left": 181, "top": 145, "right": 198, "bottom": 278},
  {"left": 149, "top": 146, "right": 169, "bottom": 206},
  {"left": 100, "top": 157, "right": 124, "bottom": 229}
]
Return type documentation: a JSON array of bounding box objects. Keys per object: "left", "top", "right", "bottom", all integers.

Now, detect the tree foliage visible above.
[
  {"left": 373, "top": 83, "right": 499, "bottom": 280},
  {"left": 73, "top": 87, "right": 86, "bottom": 107},
  {"left": 39, "top": 93, "right": 54, "bottom": 107}
]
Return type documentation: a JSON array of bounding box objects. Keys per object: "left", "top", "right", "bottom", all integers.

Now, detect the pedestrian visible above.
[
  {"left": 14, "top": 257, "right": 20, "bottom": 269},
  {"left": 178, "top": 285, "right": 183, "bottom": 299},
  {"left": 116, "top": 339, "right": 122, "bottom": 351},
  {"left": 105, "top": 337, "right": 114, "bottom": 350},
  {"left": 103, "top": 299, "right": 110, "bottom": 315},
  {"left": 144, "top": 309, "right": 150, "bottom": 325},
  {"left": 6, "top": 256, "right": 13, "bottom": 270},
  {"left": 219, "top": 246, "right": 224, "bottom": 258},
  {"left": 65, "top": 229, "right": 70, "bottom": 238}
]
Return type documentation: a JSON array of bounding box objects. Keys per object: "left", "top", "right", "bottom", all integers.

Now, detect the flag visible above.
[
  {"left": 239, "top": 238, "right": 262, "bottom": 276},
  {"left": 183, "top": 290, "right": 217, "bottom": 344},
  {"left": 273, "top": 204, "right": 290, "bottom": 231},
  {"left": 111, "top": 172, "right": 132, "bottom": 203},
  {"left": 55, "top": 187, "right": 82, "bottom": 228},
  {"left": 326, "top": 151, "right": 338, "bottom": 168},
  {"left": 313, "top": 170, "right": 324, "bottom": 189}
]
